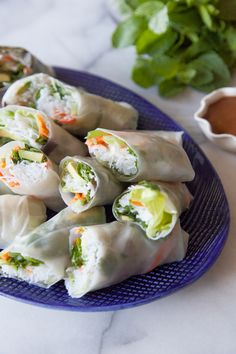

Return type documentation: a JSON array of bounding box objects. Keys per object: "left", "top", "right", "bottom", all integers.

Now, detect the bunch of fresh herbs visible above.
[{"left": 112, "top": 0, "right": 236, "bottom": 97}]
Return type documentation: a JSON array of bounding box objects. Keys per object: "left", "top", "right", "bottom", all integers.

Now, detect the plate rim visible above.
[{"left": 0, "top": 66, "right": 230, "bottom": 312}]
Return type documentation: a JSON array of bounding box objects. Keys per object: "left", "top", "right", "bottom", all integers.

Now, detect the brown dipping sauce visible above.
[{"left": 205, "top": 97, "right": 236, "bottom": 135}]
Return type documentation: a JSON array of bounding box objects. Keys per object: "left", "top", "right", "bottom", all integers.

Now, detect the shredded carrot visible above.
[
  {"left": 1, "top": 252, "right": 10, "bottom": 261},
  {"left": 37, "top": 114, "right": 49, "bottom": 137},
  {"left": 2, "top": 55, "right": 12, "bottom": 62},
  {"left": 69, "top": 193, "right": 86, "bottom": 204},
  {"left": 0, "top": 161, "right": 6, "bottom": 168},
  {"left": 8, "top": 181, "right": 20, "bottom": 188},
  {"left": 85, "top": 136, "right": 107, "bottom": 147},
  {"left": 13, "top": 146, "right": 21, "bottom": 151},
  {"left": 131, "top": 200, "right": 144, "bottom": 207},
  {"left": 74, "top": 227, "right": 85, "bottom": 235}
]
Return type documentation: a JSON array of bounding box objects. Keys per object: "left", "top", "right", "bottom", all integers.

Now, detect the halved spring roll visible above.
[
  {"left": 0, "top": 46, "right": 54, "bottom": 90},
  {"left": 0, "top": 140, "right": 65, "bottom": 211},
  {"left": 86, "top": 129, "right": 195, "bottom": 182},
  {"left": 0, "top": 195, "right": 46, "bottom": 249},
  {"left": 0, "top": 206, "right": 106, "bottom": 287},
  {"left": 59, "top": 156, "right": 124, "bottom": 213},
  {"left": 65, "top": 220, "right": 189, "bottom": 298},
  {"left": 0, "top": 105, "right": 87, "bottom": 163},
  {"left": 2, "top": 73, "right": 138, "bottom": 135},
  {"left": 113, "top": 181, "right": 192, "bottom": 240}
]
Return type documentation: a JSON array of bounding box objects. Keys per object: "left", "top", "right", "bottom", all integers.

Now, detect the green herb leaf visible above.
[
  {"left": 112, "top": 15, "right": 147, "bottom": 48},
  {"left": 149, "top": 5, "right": 169, "bottom": 34}
]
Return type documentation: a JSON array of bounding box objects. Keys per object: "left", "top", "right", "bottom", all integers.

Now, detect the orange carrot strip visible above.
[
  {"left": 1, "top": 252, "right": 10, "bottom": 261},
  {"left": 69, "top": 193, "right": 86, "bottom": 204},
  {"left": 131, "top": 200, "right": 144, "bottom": 207},
  {"left": 37, "top": 114, "right": 49, "bottom": 137}
]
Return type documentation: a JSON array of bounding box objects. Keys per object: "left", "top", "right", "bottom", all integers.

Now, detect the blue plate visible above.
[{"left": 0, "top": 67, "right": 230, "bottom": 311}]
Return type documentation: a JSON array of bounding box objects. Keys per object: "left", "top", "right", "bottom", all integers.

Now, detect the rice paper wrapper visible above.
[
  {"left": 2, "top": 73, "right": 138, "bottom": 136},
  {"left": 0, "top": 140, "right": 65, "bottom": 212},
  {"left": 90, "top": 129, "right": 195, "bottom": 182},
  {"left": 0, "top": 105, "right": 88, "bottom": 164},
  {"left": 0, "top": 46, "right": 54, "bottom": 91},
  {"left": 0, "top": 195, "right": 46, "bottom": 249},
  {"left": 65, "top": 220, "right": 189, "bottom": 298},
  {"left": 59, "top": 156, "right": 124, "bottom": 213},
  {"left": 0, "top": 206, "right": 106, "bottom": 287},
  {"left": 113, "top": 181, "right": 192, "bottom": 240}
]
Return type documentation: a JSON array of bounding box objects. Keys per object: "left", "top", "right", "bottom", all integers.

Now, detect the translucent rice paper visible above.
[
  {"left": 59, "top": 156, "right": 124, "bottom": 213},
  {"left": 2, "top": 73, "right": 138, "bottom": 135},
  {"left": 113, "top": 181, "right": 192, "bottom": 240},
  {"left": 0, "top": 105, "right": 88, "bottom": 164},
  {"left": 0, "top": 141, "right": 65, "bottom": 211},
  {"left": 87, "top": 129, "right": 195, "bottom": 182},
  {"left": 0, "top": 195, "right": 46, "bottom": 249},
  {"left": 0, "top": 46, "right": 54, "bottom": 90},
  {"left": 0, "top": 207, "right": 106, "bottom": 287},
  {"left": 65, "top": 220, "right": 189, "bottom": 298}
]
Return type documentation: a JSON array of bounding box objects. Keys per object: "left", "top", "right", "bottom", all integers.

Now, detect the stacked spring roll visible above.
[
  {"left": 59, "top": 156, "right": 123, "bottom": 213},
  {"left": 85, "top": 129, "right": 195, "bottom": 182},
  {"left": 65, "top": 220, "right": 189, "bottom": 298},
  {"left": 2, "top": 73, "right": 138, "bottom": 135},
  {"left": 0, "top": 141, "right": 65, "bottom": 211},
  {"left": 0, "top": 207, "right": 106, "bottom": 287},
  {"left": 0, "top": 195, "right": 46, "bottom": 249},
  {"left": 113, "top": 181, "right": 192, "bottom": 240},
  {"left": 0, "top": 105, "right": 87, "bottom": 163},
  {"left": 0, "top": 46, "right": 54, "bottom": 90}
]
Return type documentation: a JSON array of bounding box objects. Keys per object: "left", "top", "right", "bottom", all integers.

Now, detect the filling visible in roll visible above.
[
  {"left": 60, "top": 159, "right": 97, "bottom": 207},
  {"left": 0, "top": 251, "right": 55, "bottom": 286},
  {"left": 86, "top": 130, "right": 138, "bottom": 177},
  {"left": 0, "top": 107, "right": 49, "bottom": 147},
  {"left": 113, "top": 181, "right": 177, "bottom": 240},
  {"left": 65, "top": 227, "right": 99, "bottom": 297},
  {"left": 5, "top": 74, "right": 80, "bottom": 125},
  {"left": 0, "top": 143, "right": 49, "bottom": 189},
  {"left": 0, "top": 53, "right": 31, "bottom": 87}
]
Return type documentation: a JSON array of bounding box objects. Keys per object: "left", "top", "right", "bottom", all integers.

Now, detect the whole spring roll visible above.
[
  {"left": 86, "top": 129, "right": 195, "bottom": 182},
  {"left": 113, "top": 181, "right": 192, "bottom": 240},
  {"left": 2, "top": 73, "right": 138, "bottom": 135},
  {"left": 0, "top": 141, "right": 65, "bottom": 211},
  {"left": 0, "top": 195, "right": 46, "bottom": 249},
  {"left": 0, "top": 207, "right": 106, "bottom": 287},
  {"left": 0, "top": 46, "right": 54, "bottom": 90},
  {"left": 59, "top": 156, "right": 124, "bottom": 213},
  {"left": 65, "top": 220, "right": 189, "bottom": 298},
  {"left": 0, "top": 105, "right": 87, "bottom": 163}
]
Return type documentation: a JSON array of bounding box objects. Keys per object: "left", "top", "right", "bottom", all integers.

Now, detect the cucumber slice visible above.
[
  {"left": 67, "top": 162, "right": 85, "bottom": 184},
  {"left": 18, "top": 150, "right": 45, "bottom": 163}
]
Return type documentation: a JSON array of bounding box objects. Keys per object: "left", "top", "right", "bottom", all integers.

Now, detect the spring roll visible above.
[
  {"left": 113, "top": 181, "right": 192, "bottom": 240},
  {"left": 0, "top": 206, "right": 106, "bottom": 287},
  {"left": 0, "top": 46, "right": 54, "bottom": 90},
  {"left": 0, "top": 195, "right": 46, "bottom": 249},
  {"left": 0, "top": 141, "right": 65, "bottom": 211},
  {"left": 59, "top": 156, "right": 124, "bottom": 213},
  {"left": 65, "top": 220, "right": 189, "bottom": 298},
  {"left": 86, "top": 129, "right": 195, "bottom": 182},
  {"left": 2, "top": 73, "right": 138, "bottom": 135},
  {"left": 0, "top": 105, "right": 87, "bottom": 163}
]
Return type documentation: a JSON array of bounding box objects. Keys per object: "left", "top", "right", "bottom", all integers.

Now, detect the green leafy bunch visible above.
[{"left": 112, "top": 0, "right": 236, "bottom": 97}]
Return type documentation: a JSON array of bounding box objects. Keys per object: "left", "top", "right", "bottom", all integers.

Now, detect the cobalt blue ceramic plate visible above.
[{"left": 0, "top": 67, "right": 230, "bottom": 311}]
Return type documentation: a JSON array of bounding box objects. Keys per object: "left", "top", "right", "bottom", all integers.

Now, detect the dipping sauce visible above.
[{"left": 205, "top": 97, "right": 236, "bottom": 135}]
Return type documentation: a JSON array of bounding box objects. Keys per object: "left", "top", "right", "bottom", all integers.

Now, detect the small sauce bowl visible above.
[{"left": 194, "top": 87, "right": 236, "bottom": 153}]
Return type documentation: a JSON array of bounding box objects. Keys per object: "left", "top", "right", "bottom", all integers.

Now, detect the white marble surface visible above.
[{"left": 1, "top": 1, "right": 236, "bottom": 353}]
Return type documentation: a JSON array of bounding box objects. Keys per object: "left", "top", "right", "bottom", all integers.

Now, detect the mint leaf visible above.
[
  {"left": 158, "top": 78, "right": 185, "bottom": 97},
  {"left": 136, "top": 28, "right": 177, "bottom": 55},
  {"left": 132, "top": 57, "right": 156, "bottom": 87},
  {"left": 135, "top": 1, "right": 164, "bottom": 18},
  {"left": 112, "top": 16, "right": 147, "bottom": 48},
  {"left": 149, "top": 5, "right": 169, "bottom": 34}
]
